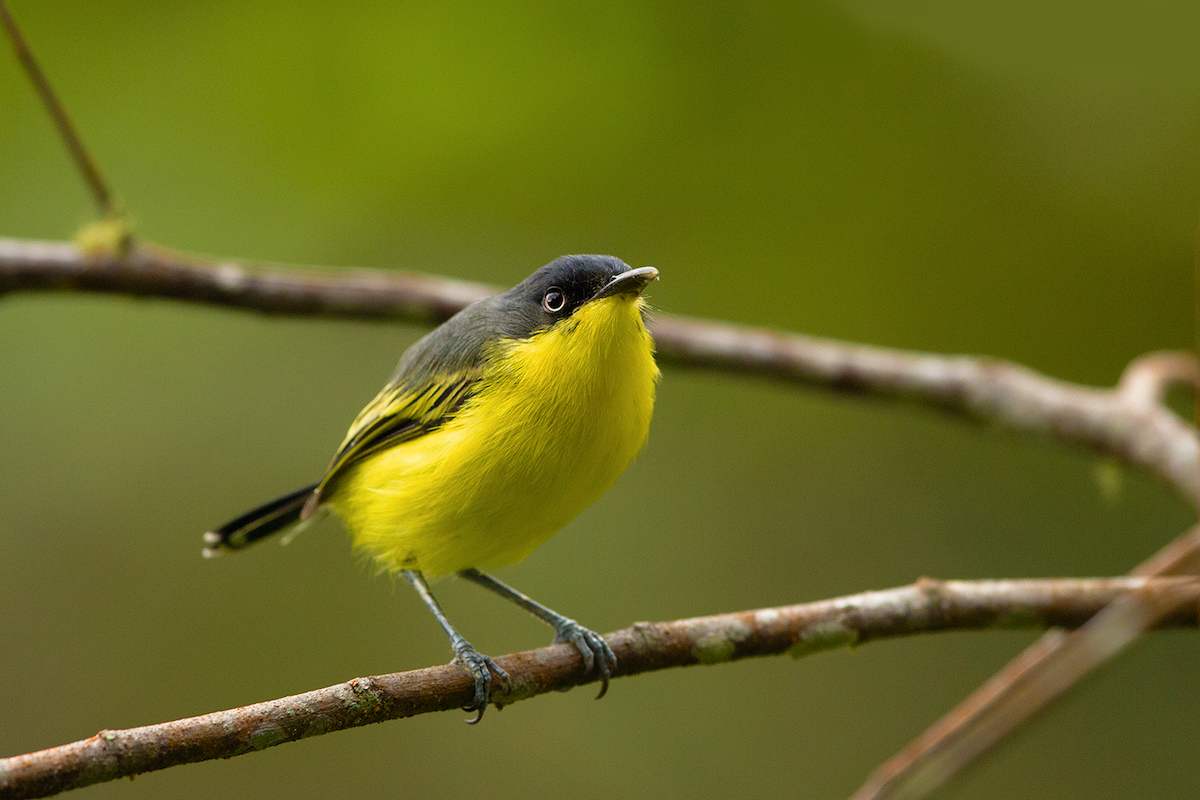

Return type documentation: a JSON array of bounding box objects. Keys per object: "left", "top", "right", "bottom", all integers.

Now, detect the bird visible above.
[{"left": 203, "top": 254, "right": 660, "bottom": 721}]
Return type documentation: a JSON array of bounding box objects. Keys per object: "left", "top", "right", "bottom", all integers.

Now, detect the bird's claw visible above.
[
  {"left": 452, "top": 641, "right": 510, "bottom": 724},
  {"left": 553, "top": 619, "right": 617, "bottom": 699}
]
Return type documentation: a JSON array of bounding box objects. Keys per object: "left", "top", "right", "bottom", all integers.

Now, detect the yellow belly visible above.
[{"left": 331, "top": 296, "right": 658, "bottom": 576}]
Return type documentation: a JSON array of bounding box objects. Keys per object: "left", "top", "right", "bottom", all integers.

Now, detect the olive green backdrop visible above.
[{"left": 1, "top": 2, "right": 1196, "bottom": 798}]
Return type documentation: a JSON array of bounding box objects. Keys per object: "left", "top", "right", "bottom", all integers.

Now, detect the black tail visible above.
[{"left": 202, "top": 482, "right": 319, "bottom": 556}]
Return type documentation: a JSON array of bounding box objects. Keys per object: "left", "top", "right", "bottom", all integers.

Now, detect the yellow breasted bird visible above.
[{"left": 204, "top": 255, "right": 659, "bottom": 720}]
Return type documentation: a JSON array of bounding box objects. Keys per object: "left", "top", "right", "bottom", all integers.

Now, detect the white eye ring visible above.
[{"left": 543, "top": 288, "right": 566, "bottom": 313}]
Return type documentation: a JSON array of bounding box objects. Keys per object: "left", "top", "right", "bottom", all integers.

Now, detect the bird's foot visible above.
[
  {"left": 553, "top": 619, "right": 617, "bottom": 698},
  {"left": 451, "top": 639, "right": 510, "bottom": 724}
]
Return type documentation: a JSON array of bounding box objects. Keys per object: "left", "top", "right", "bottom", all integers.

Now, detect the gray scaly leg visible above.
[
  {"left": 458, "top": 568, "right": 617, "bottom": 698},
  {"left": 402, "top": 569, "right": 510, "bottom": 723}
]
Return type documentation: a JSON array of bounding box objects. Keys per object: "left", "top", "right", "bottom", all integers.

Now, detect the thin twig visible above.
[
  {"left": 0, "top": 1, "right": 117, "bottom": 219},
  {"left": 1118, "top": 351, "right": 1200, "bottom": 410},
  {"left": 1, "top": 577, "right": 1195, "bottom": 800}
]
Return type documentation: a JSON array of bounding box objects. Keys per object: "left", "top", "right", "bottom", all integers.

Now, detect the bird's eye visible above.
[{"left": 542, "top": 288, "right": 566, "bottom": 313}]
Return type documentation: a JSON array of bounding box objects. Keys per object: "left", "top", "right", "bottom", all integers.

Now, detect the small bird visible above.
[{"left": 204, "top": 255, "right": 659, "bottom": 721}]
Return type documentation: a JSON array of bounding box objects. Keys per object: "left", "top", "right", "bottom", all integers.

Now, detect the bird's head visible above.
[
  {"left": 496, "top": 254, "right": 658, "bottom": 339},
  {"left": 390, "top": 255, "right": 658, "bottom": 384}
]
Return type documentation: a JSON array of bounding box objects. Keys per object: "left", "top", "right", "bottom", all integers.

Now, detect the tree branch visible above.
[
  {"left": 1, "top": 577, "right": 1195, "bottom": 800},
  {"left": 2, "top": 237, "right": 1197, "bottom": 509},
  {"left": 0, "top": 238, "right": 493, "bottom": 322}
]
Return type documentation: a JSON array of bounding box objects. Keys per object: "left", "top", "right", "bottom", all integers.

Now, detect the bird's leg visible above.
[
  {"left": 457, "top": 568, "right": 617, "bottom": 698},
  {"left": 401, "top": 569, "right": 509, "bottom": 723}
]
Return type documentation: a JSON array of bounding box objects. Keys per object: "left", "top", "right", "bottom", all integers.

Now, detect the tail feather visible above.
[{"left": 203, "top": 482, "right": 320, "bottom": 556}]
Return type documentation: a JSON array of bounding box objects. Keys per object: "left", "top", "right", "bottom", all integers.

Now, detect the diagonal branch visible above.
[
  {"left": 850, "top": 520, "right": 1200, "bottom": 800},
  {"left": 0, "top": 1, "right": 117, "bottom": 219},
  {"left": 2, "top": 577, "right": 1196, "bottom": 800}
]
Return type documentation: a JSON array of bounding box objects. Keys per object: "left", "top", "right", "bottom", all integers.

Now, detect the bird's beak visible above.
[{"left": 592, "top": 266, "right": 659, "bottom": 300}]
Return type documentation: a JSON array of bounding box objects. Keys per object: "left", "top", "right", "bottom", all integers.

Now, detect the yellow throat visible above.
[{"left": 332, "top": 293, "right": 659, "bottom": 577}]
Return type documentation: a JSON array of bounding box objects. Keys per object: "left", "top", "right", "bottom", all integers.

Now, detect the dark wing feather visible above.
[{"left": 309, "top": 369, "right": 480, "bottom": 508}]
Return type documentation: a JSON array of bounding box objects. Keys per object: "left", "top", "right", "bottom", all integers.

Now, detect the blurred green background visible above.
[{"left": 2, "top": 1, "right": 1196, "bottom": 798}]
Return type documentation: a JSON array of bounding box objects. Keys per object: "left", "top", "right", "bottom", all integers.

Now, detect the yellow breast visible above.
[{"left": 332, "top": 295, "right": 659, "bottom": 576}]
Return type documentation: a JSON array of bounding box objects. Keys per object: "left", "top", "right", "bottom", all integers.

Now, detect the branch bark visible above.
[
  {"left": 2, "top": 577, "right": 1196, "bottom": 800},
  {"left": 2, "top": 237, "right": 1197, "bottom": 507}
]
